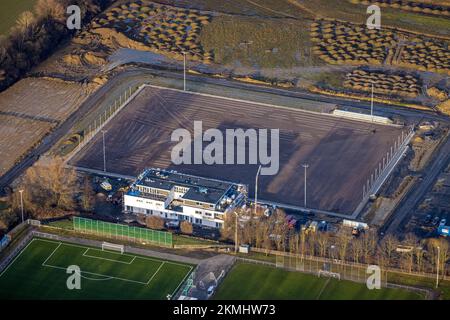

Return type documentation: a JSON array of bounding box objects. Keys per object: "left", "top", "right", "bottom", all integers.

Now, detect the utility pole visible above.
[
  {"left": 102, "top": 130, "right": 107, "bottom": 172},
  {"left": 436, "top": 246, "right": 440, "bottom": 288},
  {"left": 183, "top": 52, "right": 187, "bottom": 91},
  {"left": 371, "top": 82, "right": 374, "bottom": 123},
  {"left": 19, "top": 189, "right": 24, "bottom": 223},
  {"left": 302, "top": 164, "right": 309, "bottom": 208},
  {"left": 254, "top": 165, "right": 262, "bottom": 216},
  {"left": 234, "top": 211, "right": 239, "bottom": 253}
]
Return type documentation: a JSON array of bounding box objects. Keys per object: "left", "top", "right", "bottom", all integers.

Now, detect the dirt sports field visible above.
[{"left": 70, "top": 86, "right": 405, "bottom": 214}]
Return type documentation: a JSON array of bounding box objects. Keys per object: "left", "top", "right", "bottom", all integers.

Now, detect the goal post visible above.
[
  {"left": 318, "top": 270, "right": 341, "bottom": 280},
  {"left": 101, "top": 242, "right": 124, "bottom": 254}
]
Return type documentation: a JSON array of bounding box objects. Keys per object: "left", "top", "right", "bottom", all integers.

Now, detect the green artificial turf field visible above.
[
  {"left": 214, "top": 263, "right": 424, "bottom": 300},
  {"left": 0, "top": 238, "right": 193, "bottom": 299}
]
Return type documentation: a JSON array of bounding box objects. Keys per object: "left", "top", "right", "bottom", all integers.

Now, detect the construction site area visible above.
[{"left": 69, "top": 85, "right": 407, "bottom": 216}]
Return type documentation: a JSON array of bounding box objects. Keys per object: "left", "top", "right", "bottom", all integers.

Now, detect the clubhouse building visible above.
[{"left": 123, "top": 168, "right": 246, "bottom": 229}]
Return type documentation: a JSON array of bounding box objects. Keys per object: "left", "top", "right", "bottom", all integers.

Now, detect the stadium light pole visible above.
[
  {"left": 183, "top": 52, "right": 187, "bottom": 91},
  {"left": 234, "top": 210, "right": 239, "bottom": 253},
  {"left": 302, "top": 164, "right": 309, "bottom": 208},
  {"left": 371, "top": 82, "right": 374, "bottom": 123},
  {"left": 254, "top": 165, "right": 262, "bottom": 216},
  {"left": 101, "top": 130, "right": 107, "bottom": 172},
  {"left": 19, "top": 189, "right": 24, "bottom": 223},
  {"left": 436, "top": 245, "right": 440, "bottom": 288}
]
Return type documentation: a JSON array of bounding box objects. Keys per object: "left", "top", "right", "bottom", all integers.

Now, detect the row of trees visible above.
[
  {"left": 4, "top": 158, "right": 94, "bottom": 223},
  {"left": 0, "top": 0, "right": 113, "bottom": 91},
  {"left": 222, "top": 208, "right": 449, "bottom": 276}
]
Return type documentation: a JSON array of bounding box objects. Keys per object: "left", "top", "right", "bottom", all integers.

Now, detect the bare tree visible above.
[
  {"left": 351, "top": 237, "right": 363, "bottom": 264},
  {"left": 316, "top": 232, "right": 329, "bottom": 258},
  {"left": 81, "top": 175, "right": 95, "bottom": 211},
  {"left": 272, "top": 210, "right": 289, "bottom": 251},
  {"left": 379, "top": 234, "right": 398, "bottom": 267},
  {"left": 145, "top": 215, "right": 164, "bottom": 230},
  {"left": 35, "top": 0, "right": 66, "bottom": 22},
  {"left": 335, "top": 226, "right": 351, "bottom": 263},
  {"left": 361, "top": 229, "right": 378, "bottom": 264},
  {"left": 16, "top": 11, "right": 36, "bottom": 32},
  {"left": 180, "top": 220, "right": 193, "bottom": 235},
  {"left": 427, "top": 238, "right": 449, "bottom": 278},
  {"left": 14, "top": 158, "right": 77, "bottom": 217}
]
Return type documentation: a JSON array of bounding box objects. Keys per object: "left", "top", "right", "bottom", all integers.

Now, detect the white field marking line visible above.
[
  {"left": 41, "top": 263, "right": 148, "bottom": 283},
  {"left": 33, "top": 237, "right": 194, "bottom": 286},
  {"left": 316, "top": 277, "right": 331, "bottom": 300},
  {"left": 41, "top": 242, "right": 63, "bottom": 266},
  {"left": 39, "top": 242, "right": 174, "bottom": 285},
  {"left": 41, "top": 240, "right": 189, "bottom": 269},
  {"left": 170, "top": 265, "right": 194, "bottom": 298},
  {"left": 82, "top": 248, "right": 136, "bottom": 265},
  {"left": 0, "top": 238, "right": 37, "bottom": 279},
  {"left": 40, "top": 243, "right": 149, "bottom": 284},
  {"left": 145, "top": 261, "right": 165, "bottom": 285},
  {"left": 143, "top": 84, "right": 402, "bottom": 128}
]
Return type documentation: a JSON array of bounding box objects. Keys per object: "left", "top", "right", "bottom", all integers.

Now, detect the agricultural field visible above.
[
  {"left": 399, "top": 38, "right": 450, "bottom": 74},
  {"left": 200, "top": 15, "right": 317, "bottom": 69},
  {"left": 93, "top": 0, "right": 213, "bottom": 62},
  {"left": 297, "top": 0, "right": 450, "bottom": 37},
  {"left": 152, "top": 0, "right": 312, "bottom": 18},
  {"left": 311, "top": 19, "right": 449, "bottom": 74},
  {"left": 214, "top": 263, "right": 423, "bottom": 300},
  {"left": 0, "top": 0, "right": 36, "bottom": 35},
  {"left": 70, "top": 85, "right": 405, "bottom": 215},
  {"left": 349, "top": 0, "right": 450, "bottom": 17},
  {"left": 0, "top": 238, "right": 193, "bottom": 299},
  {"left": 0, "top": 77, "right": 97, "bottom": 176},
  {"left": 344, "top": 69, "right": 421, "bottom": 98},
  {"left": 311, "top": 19, "right": 396, "bottom": 66}
]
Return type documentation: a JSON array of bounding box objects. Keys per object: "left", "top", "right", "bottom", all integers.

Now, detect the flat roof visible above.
[{"left": 135, "top": 168, "right": 234, "bottom": 204}]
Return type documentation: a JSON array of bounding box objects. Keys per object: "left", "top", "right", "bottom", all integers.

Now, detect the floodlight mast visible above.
[
  {"left": 371, "top": 82, "right": 374, "bottom": 122},
  {"left": 254, "top": 165, "right": 262, "bottom": 216},
  {"left": 183, "top": 52, "right": 187, "bottom": 91},
  {"left": 102, "top": 130, "right": 107, "bottom": 172},
  {"left": 436, "top": 245, "right": 440, "bottom": 288},
  {"left": 19, "top": 189, "right": 24, "bottom": 223},
  {"left": 302, "top": 164, "right": 309, "bottom": 208}
]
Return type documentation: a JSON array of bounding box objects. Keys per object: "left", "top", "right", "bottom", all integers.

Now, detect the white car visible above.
[
  {"left": 207, "top": 285, "right": 215, "bottom": 297},
  {"left": 100, "top": 181, "right": 112, "bottom": 191}
]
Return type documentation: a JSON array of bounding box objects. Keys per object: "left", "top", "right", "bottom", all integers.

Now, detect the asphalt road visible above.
[
  {"left": 380, "top": 133, "right": 450, "bottom": 235},
  {"left": 1, "top": 66, "right": 449, "bottom": 196}
]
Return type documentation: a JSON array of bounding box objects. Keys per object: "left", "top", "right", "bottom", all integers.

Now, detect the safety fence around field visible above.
[{"left": 73, "top": 217, "right": 172, "bottom": 247}]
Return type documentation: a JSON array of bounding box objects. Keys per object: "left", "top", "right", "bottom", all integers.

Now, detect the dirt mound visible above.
[
  {"left": 83, "top": 52, "right": 107, "bottom": 65},
  {"left": 92, "top": 28, "right": 152, "bottom": 51},
  {"left": 63, "top": 54, "right": 82, "bottom": 66}
]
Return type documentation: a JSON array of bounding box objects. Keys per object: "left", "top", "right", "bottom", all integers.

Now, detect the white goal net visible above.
[
  {"left": 101, "top": 242, "right": 124, "bottom": 254},
  {"left": 318, "top": 270, "right": 341, "bottom": 280}
]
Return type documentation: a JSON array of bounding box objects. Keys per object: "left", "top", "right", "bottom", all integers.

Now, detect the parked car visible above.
[
  {"left": 424, "top": 214, "right": 432, "bottom": 224},
  {"left": 432, "top": 216, "right": 440, "bottom": 226},
  {"left": 440, "top": 219, "right": 447, "bottom": 226},
  {"left": 100, "top": 180, "right": 112, "bottom": 191}
]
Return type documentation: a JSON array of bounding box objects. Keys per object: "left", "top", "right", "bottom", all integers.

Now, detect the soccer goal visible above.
[
  {"left": 101, "top": 242, "right": 124, "bottom": 254},
  {"left": 318, "top": 270, "right": 341, "bottom": 280}
]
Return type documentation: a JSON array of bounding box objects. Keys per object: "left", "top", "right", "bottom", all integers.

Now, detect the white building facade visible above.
[{"left": 123, "top": 168, "right": 246, "bottom": 229}]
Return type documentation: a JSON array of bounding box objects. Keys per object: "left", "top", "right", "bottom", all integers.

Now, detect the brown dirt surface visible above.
[
  {"left": 0, "top": 77, "right": 98, "bottom": 175},
  {"left": 70, "top": 86, "right": 404, "bottom": 215}
]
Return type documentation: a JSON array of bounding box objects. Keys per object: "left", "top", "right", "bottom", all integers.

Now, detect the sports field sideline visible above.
[
  {"left": 0, "top": 238, "right": 193, "bottom": 299},
  {"left": 214, "top": 263, "right": 424, "bottom": 300}
]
